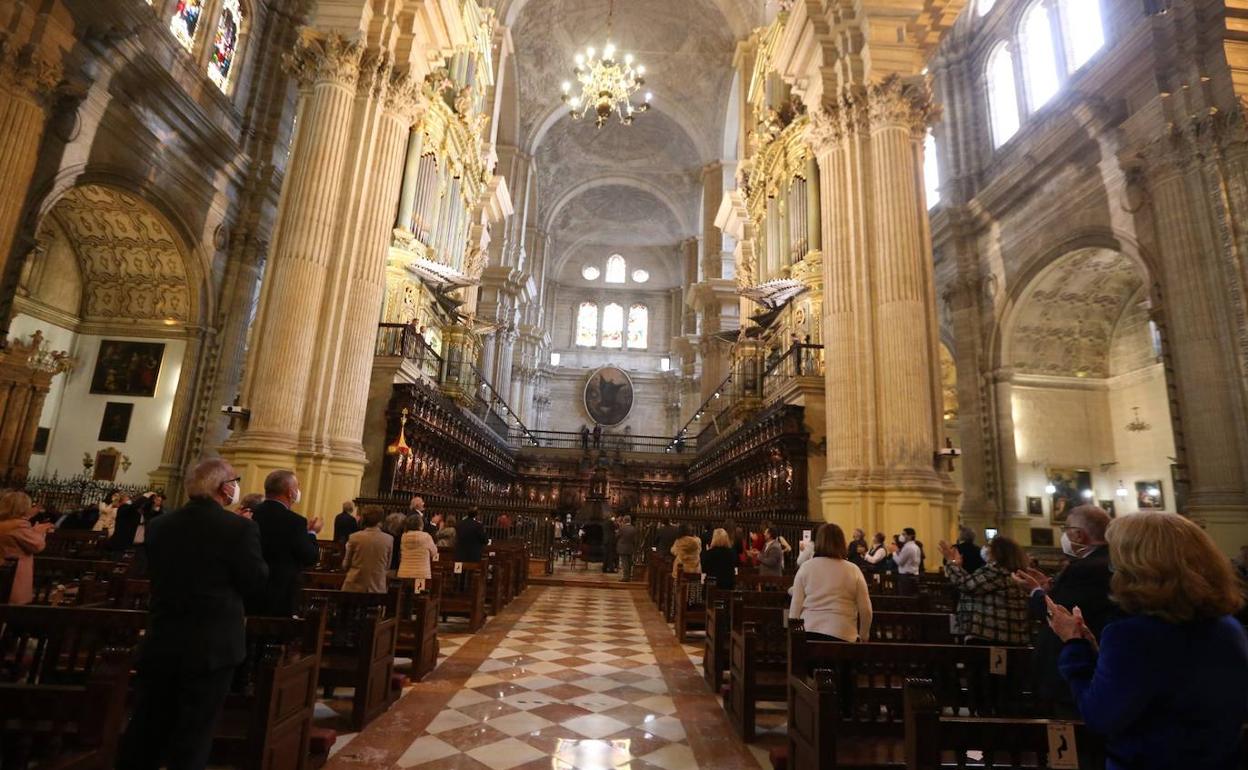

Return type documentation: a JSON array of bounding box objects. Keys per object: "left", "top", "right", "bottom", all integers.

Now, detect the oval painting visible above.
[{"left": 584, "top": 366, "right": 634, "bottom": 427}]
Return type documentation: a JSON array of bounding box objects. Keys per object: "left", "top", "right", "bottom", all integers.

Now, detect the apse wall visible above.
[{"left": 541, "top": 368, "right": 675, "bottom": 438}]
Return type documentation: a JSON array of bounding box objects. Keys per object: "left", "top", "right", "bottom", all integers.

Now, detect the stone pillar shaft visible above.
[{"left": 395, "top": 127, "right": 425, "bottom": 231}]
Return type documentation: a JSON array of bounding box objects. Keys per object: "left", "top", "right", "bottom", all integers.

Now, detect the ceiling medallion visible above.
[{"left": 560, "top": 0, "right": 651, "bottom": 128}]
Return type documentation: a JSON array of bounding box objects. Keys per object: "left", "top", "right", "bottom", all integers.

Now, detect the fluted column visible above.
[
  {"left": 394, "top": 128, "right": 425, "bottom": 232},
  {"left": 494, "top": 328, "right": 517, "bottom": 404},
  {"left": 809, "top": 76, "right": 957, "bottom": 546},
  {"left": 0, "top": 30, "right": 63, "bottom": 327}
]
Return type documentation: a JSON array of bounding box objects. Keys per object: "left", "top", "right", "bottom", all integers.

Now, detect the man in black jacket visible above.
[
  {"left": 333, "top": 501, "right": 359, "bottom": 544},
  {"left": 1013, "top": 505, "right": 1114, "bottom": 711},
  {"left": 117, "top": 458, "right": 268, "bottom": 770},
  {"left": 454, "top": 507, "right": 489, "bottom": 563},
  {"left": 655, "top": 519, "right": 680, "bottom": 555},
  {"left": 247, "top": 469, "right": 322, "bottom": 617}
]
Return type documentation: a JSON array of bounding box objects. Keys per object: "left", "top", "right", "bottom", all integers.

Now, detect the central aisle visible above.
[{"left": 324, "top": 584, "right": 765, "bottom": 769}]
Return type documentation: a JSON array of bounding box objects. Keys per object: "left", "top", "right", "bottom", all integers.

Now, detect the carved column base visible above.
[
  {"left": 818, "top": 473, "right": 959, "bottom": 570},
  {"left": 219, "top": 445, "right": 363, "bottom": 538}
]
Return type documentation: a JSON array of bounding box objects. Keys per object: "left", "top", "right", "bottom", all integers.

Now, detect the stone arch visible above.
[
  {"left": 543, "top": 174, "right": 694, "bottom": 243},
  {"left": 13, "top": 182, "right": 212, "bottom": 491},
  {"left": 525, "top": 98, "right": 715, "bottom": 165}
]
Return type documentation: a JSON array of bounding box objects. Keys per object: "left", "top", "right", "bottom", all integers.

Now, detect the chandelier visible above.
[
  {"left": 560, "top": 0, "right": 651, "bottom": 128},
  {"left": 1125, "top": 406, "right": 1151, "bottom": 433}
]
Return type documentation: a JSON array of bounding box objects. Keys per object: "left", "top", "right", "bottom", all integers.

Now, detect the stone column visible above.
[
  {"left": 1142, "top": 144, "right": 1248, "bottom": 548},
  {"left": 808, "top": 77, "right": 958, "bottom": 546},
  {"left": 702, "top": 163, "right": 725, "bottom": 280},
  {"left": 221, "top": 32, "right": 364, "bottom": 506},
  {"left": 494, "top": 327, "right": 517, "bottom": 404},
  {"left": 0, "top": 26, "right": 65, "bottom": 323}
]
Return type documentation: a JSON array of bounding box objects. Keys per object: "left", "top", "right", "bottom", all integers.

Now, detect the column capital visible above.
[
  {"left": 0, "top": 33, "right": 62, "bottom": 103},
  {"left": 866, "top": 75, "right": 937, "bottom": 137},
  {"left": 283, "top": 29, "right": 364, "bottom": 89}
]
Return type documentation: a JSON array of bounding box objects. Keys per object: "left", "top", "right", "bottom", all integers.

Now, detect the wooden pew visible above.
[
  {"left": 673, "top": 571, "right": 707, "bottom": 643},
  {"left": 903, "top": 678, "right": 1101, "bottom": 770},
  {"left": 726, "top": 603, "right": 789, "bottom": 741},
  {"left": 0, "top": 605, "right": 145, "bottom": 769},
  {"left": 303, "top": 571, "right": 347, "bottom": 590},
  {"left": 42, "top": 530, "right": 110, "bottom": 559},
  {"left": 704, "top": 588, "right": 790, "bottom": 693},
  {"left": 300, "top": 590, "right": 399, "bottom": 731},
  {"left": 868, "top": 612, "right": 956, "bottom": 644},
  {"left": 315, "top": 541, "right": 346, "bottom": 572},
  {"left": 484, "top": 549, "right": 511, "bottom": 614},
  {"left": 786, "top": 625, "right": 1035, "bottom": 770},
  {"left": 0, "top": 557, "right": 14, "bottom": 602},
  {"left": 214, "top": 611, "right": 327, "bottom": 770},
  {"left": 31, "top": 556, "right": 130, "bottom": 606},
  {"left": 435, "top": 559, "right": 487, "bottom": 632},
  {"left": 388, "top": 577, "right": 440, "bottom": 681}
]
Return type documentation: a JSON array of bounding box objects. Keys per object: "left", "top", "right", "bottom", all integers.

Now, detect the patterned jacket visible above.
[{"left": 944, "top": 561, "right": 1031, "bottom": 645}]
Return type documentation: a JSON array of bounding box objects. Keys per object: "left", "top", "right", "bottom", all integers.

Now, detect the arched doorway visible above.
[
  {"left": 11, "top": 184, "right": 201, "bottom": 490},
  {"left": 1002, "top": 248, "right": 1177, "bottom": 531}
]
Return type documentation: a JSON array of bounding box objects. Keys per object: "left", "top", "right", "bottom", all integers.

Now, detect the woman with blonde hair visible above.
[
  {"left": 0, "top": 491, "right": 54, "bottom": 604},
  {"left": 790, "top": 523, "right": 872, "bottom": 642},
  {"left": 670, "top": 524, "right": 701, "bottom": 578},
  {"left": 701, "top": 528, "right": 737, "bottom": 589},
  {"left": 1049, "top": 513, "right": 1248, "bottom": 770}
]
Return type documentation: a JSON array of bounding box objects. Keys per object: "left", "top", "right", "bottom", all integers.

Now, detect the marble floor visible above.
[{"left": 323, "top": 584, "right": 766, "bottom": 769}]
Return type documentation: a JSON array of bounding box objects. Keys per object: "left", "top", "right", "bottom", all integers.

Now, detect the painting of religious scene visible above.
[
  {"left": 1047, "top": 467, "right": 1092, "bottom": 525},
  {"left": 1136, "top": 481, "right": 1164, "bottom": 510},
  {"left": 584, "top": 366, "right": 633, "bottom": 427},
  {"left": 90, "top": 341, "right": 165, "bottom": 397}
]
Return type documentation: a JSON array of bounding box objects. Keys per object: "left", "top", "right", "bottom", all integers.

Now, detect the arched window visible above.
[
  {"left": 986, "top": 45, "right": 1021, "bottom": 148},
  {"left": 1020, "top": 1, "right": 1061, "bottom": 111},
  {"left": 627, "top": 304, "right": 648, "bottom": 349},
  {"left": 207, "top": 0, "right": 243, "bottom": 91},
  {"left": 575, "top": 302, "right": 598, "bottom": 347},
  {"left": 923, "top": 130, "right": 941, "bottom": 208},
  {"left": 1060, "top": 0, "right": 1104, "bottom": 72},
  {"left": 169, "top": 0, "right": 204, "bottom": 51},
  {"left": 605, "top": 255, "right": 626, "bottom": 284},
  {"left": 601, "top": 303, "right": 624, "bottom": 348}
]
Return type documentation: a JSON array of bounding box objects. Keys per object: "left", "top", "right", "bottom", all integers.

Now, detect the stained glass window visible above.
[
  {"left": 605, "top": 255, "right": 626, "bottom": 283},
  {"left": 601, "top": 303, "right": 624, "bottom": 348},
  {"left": 169, "top": 0, "right": 203, "bottom": 52},
  {"left": 987, "top": 45, "right": 1020, "bottom": 148},
  {"left": 924, "top": 130, "right": 941, "bottom": 208},
  {"left": 1021, "top": 2, "right": 1060, "bottom": 111},
  {"left": 1061, "top": 0, "right": 1104, "bottom": 72},
  {"left": 627, "top": 304, "right": 648, "bottom": 349},
  {"left": 576, "top": 303, "right": 598, "bottom": 347},
  {"left": 207, "top": 0, "right": 242, "bottom": 91}
]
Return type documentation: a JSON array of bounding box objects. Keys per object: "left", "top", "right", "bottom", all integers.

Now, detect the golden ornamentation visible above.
[{"left": 283, "top": 29, "right": 364, "bottom": 89}]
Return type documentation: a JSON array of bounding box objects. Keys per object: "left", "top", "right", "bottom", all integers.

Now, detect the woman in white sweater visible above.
[{"left": 789, "top": 523, "right": 873, "bottom": 642}]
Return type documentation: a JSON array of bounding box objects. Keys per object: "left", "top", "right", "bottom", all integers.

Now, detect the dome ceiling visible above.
[{"left": 504, "top": 0, "right": 747, "bottom": 278}]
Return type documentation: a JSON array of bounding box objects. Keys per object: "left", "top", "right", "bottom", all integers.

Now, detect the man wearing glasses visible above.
[
  {"left": 1013, "top": 505, "right": 1114, "bottom": 714},
  {"left": 118, "top": 458, "right": 269, "bottom": 770}
]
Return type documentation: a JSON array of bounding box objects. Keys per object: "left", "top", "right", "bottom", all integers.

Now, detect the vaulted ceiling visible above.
[{"left": 498, "top": 0, "right": 753, "bottom": 290}]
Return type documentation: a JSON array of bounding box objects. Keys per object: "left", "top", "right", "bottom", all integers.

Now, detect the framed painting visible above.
[
  {"left": 1026, "top": 496, "right": 1043, "bottom": 516},
  {"left": 1136, "top": 481, "right": 1164, "bottom": 510},
  {"left": 93, "top": 449, "right": 119, "bottom": 482},
  {"left": 1099, "top": 499, "right": 1116, "bottom": 517},
  {"left": 584, "top": 366, "right": 634, "bottom": 427},
  {"left": 1030, "top": 528, "right": 1055, "bottom": 547},
  {"left": 1047, "top": 467, "right": 1092, "bottom": 525},
  {"left": 90, "top": 340, "right": 165, "bottom": 397},
  {"left": 32, "top": 427, "right": 49, "bottom": 454},
  {"left": 98, "top": 402, "right": 134, "bottom": 443}
]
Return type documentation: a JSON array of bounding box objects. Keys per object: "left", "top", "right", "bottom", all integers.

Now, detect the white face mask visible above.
[
  {"left": 227, "top": 482, "right": 240, "bottom": 507},
  {"left": 292, "top": 488, "right": 302, "bottom": 505},
  {"left": 980, "top": 546, "right": 991, "bottom": 563},
  {"left": 1061, "top": 530, "right": 1092, "bottom": 559},
  {"left": 898, "top": 535, "right": 907, "bottom": 543}
]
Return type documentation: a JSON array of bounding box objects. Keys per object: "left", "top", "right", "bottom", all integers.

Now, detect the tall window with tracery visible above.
[
  {"left": 169, "top": 0, "right": 203, "bottom": 51},
  {"left": 575, "top": 302, "right": 598, "bottom": 347},
  {"left": 1020, "top": 1, "right": 1060, "bottom": 111},
  {"left": 627, "top": 304, "right": 648, "bottom": 349},
  {"left": 923, "top": 130, "right": 941, "bottom": 208},
  {"left": 605, "top": 255, "right": 626, "bottom": 284},
  {"left": 987, "top": 45, "right": 1020, "bottom": 147},
  {"left": 207, "top": 0, "right": 242, "bottom": 91},
  {"left": 601, "top": 303, "right": 624, "bottom": 348}
]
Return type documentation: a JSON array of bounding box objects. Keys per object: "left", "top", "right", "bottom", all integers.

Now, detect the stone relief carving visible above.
[{"left": 0, "top": 31, "right": 62, "bottom": 101}]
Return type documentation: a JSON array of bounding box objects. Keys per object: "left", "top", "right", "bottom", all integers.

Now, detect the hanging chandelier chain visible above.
[{"left": 557, "top": 0, "right": 652, "bottom": 129}]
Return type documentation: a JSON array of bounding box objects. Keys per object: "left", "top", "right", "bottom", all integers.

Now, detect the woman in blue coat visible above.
[{"left": 1048, "top": 512, "right": 1248, "bottom": 770}]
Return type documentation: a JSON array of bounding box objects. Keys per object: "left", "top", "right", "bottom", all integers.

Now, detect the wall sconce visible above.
[
  {"left": 1044, "top": 483, "right": 1057, "bottom": 495},
  {"left": 1080, "top": 489, "right": 1094, "bottom": 500},
  {"left": 1115, "top": 481, "right": 1129, "bottom": 498}
]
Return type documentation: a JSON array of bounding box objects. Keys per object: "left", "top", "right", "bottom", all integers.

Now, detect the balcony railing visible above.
[
  {"left": 376, "top": 323, "right": 442, "bottom": 382},
  {"left": 509, "top": 429, "right": 681, "bottom": 454}
]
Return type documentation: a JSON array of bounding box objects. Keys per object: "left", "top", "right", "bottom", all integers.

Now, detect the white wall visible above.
[{"left": 10, "top": 312, "right": 186, "bottom": 483}]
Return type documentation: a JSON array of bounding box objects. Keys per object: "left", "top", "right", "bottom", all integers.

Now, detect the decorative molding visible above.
[
  {"left": 0, "top": 32, "right": 62, "bottom": 102},
  {"left": 282, "top": 29, "right": 364, "bottom": 89},
  {"left": 866, "top": 74, "right": 936, "bottom": 137}
]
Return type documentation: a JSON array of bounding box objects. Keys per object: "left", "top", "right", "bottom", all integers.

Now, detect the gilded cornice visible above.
[
  {"left": 283, "top": 29, "right": 364, "bottom": 89},
  {"left": 0, "top": 32, "right": 62, "bottom": 102}
]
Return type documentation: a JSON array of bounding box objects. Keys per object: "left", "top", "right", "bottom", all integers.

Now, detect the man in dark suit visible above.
[
  {"left": 333, "top": 501, "right": 359, "bottom": 544},
  {"left": 247, "top": 469, "right": 322, "bottom": 617},
  {"left": 117, "top": 458, "right": 268, "bottom": 770},
  {"left": 454, "top": 507, "right": 489, "bottom": 563},
  {"left": 655, "top": 518, "right": 680, "bottom": 555},
  {"left": 616, "top": 515, "right": 638, "bottom": 582},
  {"left": 1013, "top": 505, "right": 1114, "bottom": 712}
]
